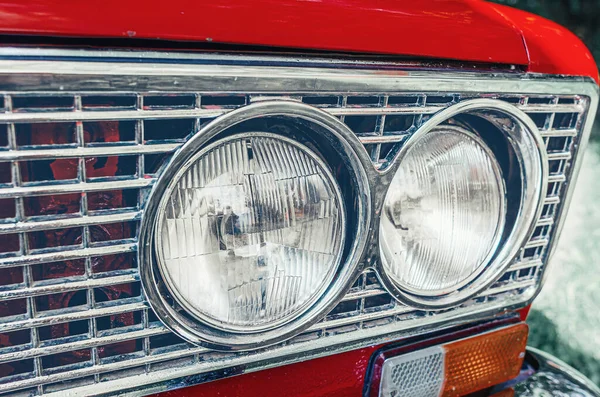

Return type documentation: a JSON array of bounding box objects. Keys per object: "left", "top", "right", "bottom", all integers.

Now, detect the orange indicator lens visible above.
[{"left": 442, "top": 323, "right": 528, "bottom": 396}]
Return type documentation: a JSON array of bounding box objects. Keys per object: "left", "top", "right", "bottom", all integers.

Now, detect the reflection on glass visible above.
[
  {"left": 380, "top": 128, "right": 505, "bottom": 293},
  {"left": 157, "top": 135, "right": 344, "bottom": 329}
]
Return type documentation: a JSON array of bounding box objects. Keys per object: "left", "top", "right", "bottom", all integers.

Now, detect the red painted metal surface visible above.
[
  {"left": 488, "top": 3, "right": 599, "bottom": 83},
  {"left": 0, "top": 0, "right": 529, "bottom": 65},
  {"left": 156, "top": 346, "right": 379, "bottom": 397}
]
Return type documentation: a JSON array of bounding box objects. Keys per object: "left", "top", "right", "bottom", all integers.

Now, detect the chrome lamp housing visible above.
[
  {"left": 139, "top": 101, "right": 372, "bottom": 350},
  {"left": 376, "top": 99, "right": 548, "bottom": 308}
]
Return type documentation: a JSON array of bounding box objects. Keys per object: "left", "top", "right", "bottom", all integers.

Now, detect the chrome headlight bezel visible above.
[
  {"left": 375, "top": 99, "right": 549, "bottom": 309},
  {"left": 139, "top": 101, "right": 372, "bottom": 350},
  {"left": 154, "top": 132, "right": 347, "bottom": 333}
]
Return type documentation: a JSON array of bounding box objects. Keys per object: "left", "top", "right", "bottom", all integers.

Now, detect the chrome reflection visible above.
[{"left": 512, "top": 347, "right": 600, "bottom": 396}]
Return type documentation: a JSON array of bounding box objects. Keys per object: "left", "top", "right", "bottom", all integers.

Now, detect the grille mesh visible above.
[{"left": 0, "top": 85, "right": 588, "bottom": 394}]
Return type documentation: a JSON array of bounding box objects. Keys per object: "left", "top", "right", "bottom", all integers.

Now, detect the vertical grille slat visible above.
[{"left": 0, "top": 65, "right": 593, "bottom": 395}]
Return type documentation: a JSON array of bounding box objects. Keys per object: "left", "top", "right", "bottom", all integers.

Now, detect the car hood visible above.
[{"left": 0, "top": 0, "right": 529, "bottom": 65}]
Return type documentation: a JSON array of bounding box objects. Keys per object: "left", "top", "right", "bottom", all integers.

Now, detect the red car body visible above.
[
  {"left": 0, "top": 1, "right": 597, "bottom": 396},
  {"left": 0, "top": 0, "right": 596, "bottom": 81}
]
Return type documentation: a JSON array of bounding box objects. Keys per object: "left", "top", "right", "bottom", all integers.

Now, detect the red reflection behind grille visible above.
[{"left": 0, "top": 121, "right": 139, "bottom": 377}]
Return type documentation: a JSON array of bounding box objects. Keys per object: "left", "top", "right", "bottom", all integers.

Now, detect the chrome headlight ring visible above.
[
  {"left": 139, "top": 100, "right": 372, "bottom": 351},
  {"left": 374, "top": 99, "right": 549, "bottom": 309}
]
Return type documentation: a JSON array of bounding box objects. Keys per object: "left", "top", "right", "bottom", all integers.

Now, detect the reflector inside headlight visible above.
[
  {"left": 380, "top": 126, "right": 506, "bottom": 295},
  {"left": 155, "top": 133, "right": 345, "bottom": 331}
]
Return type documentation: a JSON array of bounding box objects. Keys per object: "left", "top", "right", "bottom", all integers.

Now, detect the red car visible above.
[{"left": 0, "top": 1, "right": 598, "bottom": 396}]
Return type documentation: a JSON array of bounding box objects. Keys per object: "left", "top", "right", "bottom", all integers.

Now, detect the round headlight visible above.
[
  {"left": 380, "top": 126, "right": 506, "bottom": 295},
  {"left": 155, "top": 133, "right": 345, "bottom": 332},
  {"left": 377, "top": 99, "right": 547, "bottom": 309}
]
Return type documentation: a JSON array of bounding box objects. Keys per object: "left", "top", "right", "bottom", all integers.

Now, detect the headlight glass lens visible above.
[
  {"left": 156, "top": 134, "right": 345, "bottom": 331},
  {"left": 380, "top": 127, "right": 506, "bottom": 294}
]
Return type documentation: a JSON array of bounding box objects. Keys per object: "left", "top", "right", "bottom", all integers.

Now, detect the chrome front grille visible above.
[{"left": 0, "top": 53, "right": 596, "bottom": 396}]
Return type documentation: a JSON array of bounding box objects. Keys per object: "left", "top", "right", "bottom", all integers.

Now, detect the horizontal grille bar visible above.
[
  {"left": 0, "top": 179, "right": 154, "bottom": 199},
  {"left": 0, "top": 143, "right": 179, "bottom": 162},
  {"left": 0, "top": 211, "right": 142, "bottom": 234},
  {"left": 524, "top": 237, "right": 549, "bottom": 249},
  {"left": 540, "top": 128, "right": 578, "bottom": 137},
  {"left": 0, "top": 326, "right": 169, "bottom": 365},
  {"left": 0, "top": 272, "right": 138, "bottom": 300},
  {"left": 0, "top": 301, "right": 148, "bottom": 333},
  {"left": 0, "top": 344, "right": 207, "bottom": 394},
  {"left": 536, "top": 217, "right": 554, "bottom": 227},
  {"left": 544, "top": 196, "right": 561, "bottom": 205},
  {"left": 508, "top": 259, "right": 543, "bottom": 272},
  {"left": 547, "top": 151, "right": 572, "bottom": 161},
  {"left": 547, "top": 174, "right": 566, "bottom": 183},
  {"left": 357, "top": 134, "right": 408, "bottom": 144},
  {"left": 0, "top": 108, "right": 225, "bottom": 123},
  {"left": 0, "top": 102, "right": 584, "bottom": 123},
  {"left": 0, "top": 243, "right": 137, "bottom": 268}
]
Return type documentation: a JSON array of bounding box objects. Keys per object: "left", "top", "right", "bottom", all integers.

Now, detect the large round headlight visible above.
[
  {"left": 140, "top": 101, "right": 370, "bottom": 351},
  {"left": 377, "top": 99, "right": 547, "bottom": 308},
  {"left": 155, "top": 133, "right": 345, "bottom": 332},
  {"left": 380, "top": 126, "right": 506, "bottom": 295}
]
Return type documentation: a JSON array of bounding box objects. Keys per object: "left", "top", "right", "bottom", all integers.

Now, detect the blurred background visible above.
[{"left": 491, "top": 0, "right": 600, "bottom": 385}]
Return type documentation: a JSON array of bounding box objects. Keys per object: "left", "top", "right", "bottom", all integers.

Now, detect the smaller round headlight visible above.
[
  {"left": 155, "top": 133, "right": 345, "bottom": 332},
  {"left": 380, "top": 126, "right": 506, "bottom": 295}
]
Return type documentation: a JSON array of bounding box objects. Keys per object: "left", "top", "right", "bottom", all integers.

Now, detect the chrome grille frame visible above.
[{"left": 0, "top": 49, "right": 597, "bottom": 396}]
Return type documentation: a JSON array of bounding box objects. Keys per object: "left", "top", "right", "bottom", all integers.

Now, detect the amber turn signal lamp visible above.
[
  {"left": 371, "top": 323, "right": 528, "bottom": 397},
  {"left": 442, "top": 324, "right": 527, "bottom": 396}
]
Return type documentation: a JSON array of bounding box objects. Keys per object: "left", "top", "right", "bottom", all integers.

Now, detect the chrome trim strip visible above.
[
  {"left": 0, "top": 144, "right": 179, "bottom": 161},
  {"left": 0, "top": 243, "right": 137, "bottom": 268},
  {"left": 0, "top": 301, "right": 148, "bottom": 333},
  {"left": 0, "top": 211, "right": 142, "bottom": 234},
  {"left": 0, "top": 60, "right": 596, "bottom": 97},
  {"left": 0, "top": 179, "right": 154, "bottom": 198},
  {"left": 0, "top": 273, "right": 138, "bottom": 300}
]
